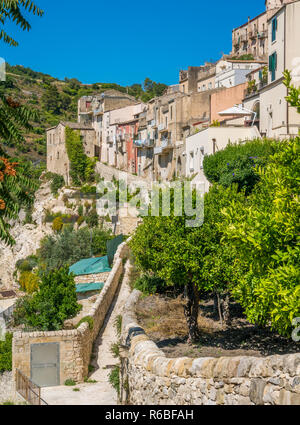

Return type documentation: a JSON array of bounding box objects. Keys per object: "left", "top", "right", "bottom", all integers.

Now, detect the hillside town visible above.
[
  {"left": 47, "top": 0, "right": 300, "bottom": 186},
  {"left": 0, "top": 0, "right": 299, "bottom": 410}
]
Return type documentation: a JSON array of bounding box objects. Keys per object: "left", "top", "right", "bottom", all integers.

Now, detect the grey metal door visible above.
[{"left": 31, "top": 343, "right": 60, "bottom": 387}]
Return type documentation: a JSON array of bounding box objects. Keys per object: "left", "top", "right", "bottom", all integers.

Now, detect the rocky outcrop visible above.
[{"left": 0, "top": 183, "right": 79, "bottom": 290}]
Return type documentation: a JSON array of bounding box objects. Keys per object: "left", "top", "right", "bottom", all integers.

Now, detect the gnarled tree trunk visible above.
[{"left": 184, "top": 281, "right": 200, "bottom": 344}]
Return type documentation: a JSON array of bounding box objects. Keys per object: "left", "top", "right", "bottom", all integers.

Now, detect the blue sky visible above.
[{"left": 0, "top": 0, "right": 264, "bottom": 86}]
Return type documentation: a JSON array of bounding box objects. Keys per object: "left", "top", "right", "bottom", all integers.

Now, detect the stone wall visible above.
[
  {"left": 74, "top": 272, "right": 111, "bottom": 285},
  {"left": 0, "top": 372, "right": 24, "bottom": 404},
  {"left": 120, "top": 289, "right": 300, "bottom": 405},
  {"left": 95, "top": 162, "right": 151, "bottom": 189},
  {"left": 12, "top": 242, "right": 129, "bottom": 386}
]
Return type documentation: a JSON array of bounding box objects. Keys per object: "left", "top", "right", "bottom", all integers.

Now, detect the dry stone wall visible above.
[
  {"left": 120, "top": 289, "right": 300, "bottom": 406},
  {"left": 12, "top": 242, "right": 129, "bottom": 385}
]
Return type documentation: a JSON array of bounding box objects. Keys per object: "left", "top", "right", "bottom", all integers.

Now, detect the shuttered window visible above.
[
  {"left": 269, "top": 52, "right": 277, "bottom": 82},
  {"left": 272, "top": 17, "right": 277, "bottom": 42}
]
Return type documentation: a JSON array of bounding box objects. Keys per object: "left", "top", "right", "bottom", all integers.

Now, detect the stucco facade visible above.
[
  {"left": 185, "top": 126, "right": 261, "bottom": 189},
  {"left": 210, "top": 83, "right": 248, "bottom": 123}
]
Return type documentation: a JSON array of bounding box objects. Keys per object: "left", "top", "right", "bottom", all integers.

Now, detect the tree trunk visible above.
[
  {"left": 217, "top": 293, "right": 223, "bottom": 327},
  {"left": 184, "top": 282, "right": 200, "bottom": 344},
  {"left": 222, "top": 293, "right": 230, "bottom": 326}
]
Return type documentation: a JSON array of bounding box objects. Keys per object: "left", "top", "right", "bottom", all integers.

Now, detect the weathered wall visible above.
[
  {"left": 120, "top": 289, "right": 300, "bottom": 406},
  {"left": 74, "top": 272, "right": 111, "bottom": 285},
  {"left": 12, "top": 242, "right": 129, "bottom": 385},
  {"left": 0, "top": 372, "right": 24, "bottom": 404},
  {"left": 210, "top": 83, "right": 247, "bottom": 123}
]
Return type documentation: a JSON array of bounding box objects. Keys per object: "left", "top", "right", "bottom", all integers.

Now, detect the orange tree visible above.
[{"left": 0, "top": 0, "right": 43, "bottom": 244}]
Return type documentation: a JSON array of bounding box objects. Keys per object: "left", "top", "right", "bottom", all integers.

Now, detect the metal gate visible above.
[{"left": 30, "top": 343, "right": 60, "bottom": 387}]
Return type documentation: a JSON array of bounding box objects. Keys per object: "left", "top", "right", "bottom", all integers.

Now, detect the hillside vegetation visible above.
[{"left": 1, "top": 64, "right": 167, "bottom": 162}]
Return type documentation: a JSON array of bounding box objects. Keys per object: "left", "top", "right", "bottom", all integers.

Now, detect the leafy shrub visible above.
[
  {"left": 52, "top": 217, "right": 63, "bottom": 232},
  {"left": 134, "top": 274, "right": 167, "bottom": 295},
  {"left": 64, "top": 379, "right": 76, "bottom": 386},
  {"left": 13, "top": 266, "right": 82, "bottom": 331},
  {"left": 203, "top": 138, "right": 283, "bottom": 194},
  {"left": 77, "top": 216, "right": 85, "bottom": 227},
  {"left": 220, "top": 139, "right": 300, "bottom": 336},
  {"left": 65, "top": 127, "right": 95, "bottom": 185},
  {"left": 78, "top": 205, "right": 84, "bottom": 216},
  {"left": 45, "top": 172, "right": 65, "bottom": 196},
  {"left": 75, "top": 316, "right": 94, "bottom": 330},
  {"left": 86, "top": 208, "right": 98, "bottom": 228},
  {"left": 16, "top": 256, "right": 38, "bottom": 272},
  {"left": 19, "top": 271, "right": 40, "bottom": 294},
  {"left": 38, "top": 226, "right": 112, "bottom": 271},
  {"left": 0, "top": 333, "right": 13, "bottom": 373},
  {"left": 81, "top": 185, "right": 96, "bottom": 195}
]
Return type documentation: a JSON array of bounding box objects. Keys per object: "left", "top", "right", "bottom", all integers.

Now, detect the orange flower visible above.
[
  {"left": 0, "top": 157, "right": 18, "bottom": 178},
  {"left": 0, "top": 199, "right": 6, "bottom": 210}
]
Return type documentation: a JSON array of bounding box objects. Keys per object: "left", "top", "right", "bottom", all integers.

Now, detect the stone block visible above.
[{"left": 249, "top": 378, "right": 267, "bottom": 405}]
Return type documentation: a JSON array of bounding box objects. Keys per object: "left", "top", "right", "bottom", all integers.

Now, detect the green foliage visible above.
[
  {"left": 203, "top": 138, "right": 282, "bottom": 194},
  {"left": 283, "top": 69, "right": 300, "bottom": 115},
  {"left": 110, "top": 342, "right": 120, "bottom": 359},
  {"left": 109, "top": 366, "right": 120, "bottom": 395},
  {"left": 114, "top": 315, "right": 122, "bottom": 338},
  {"left": 0, "top": 1, "right": 44, "bottom": 47},
  {"left": 0, "top": 333, "right": 12, "bottom": 373},
  {"left": 210, "top": 120, "right": 220, "bottom": 127},
  {"left": 65, "top": 127, "right": 95, "bottom": 185},
  {"left": 38, "top": 226, "right": 112, "bottom": 272},
  {"left": 75, "top": 316, "right": 94, "bottom": 330},
  {"left": 0, "top": 153, "right": 38, "bottom": 245},
  {"left": 133, "top": 273, "right": 167, "bottom": 295},
  {"left": 19, "top": 271, "right": 40, "bottom": 293},
  {"left": 86, "top": 208, "right": 98, "bottom": 228},
  {"left": 16, "top": 255, "right": 38, "bottom": 272},
  {"left": 220, "top": 139, "right": 300, "bottom": 336},
  {"left": 46, "top": 172, "right": 65, "bottom": 195},
  {"left": 52, "top": 216, "right": 64, "bottom": 232},
  {"left": 64, "top": 379, "right": 76, "bottom": 386},
  {"left": 41, "top": 84, "right": 61, "bottom": 114},
  {"left": 13, "top": 265, "right": 82, "bottom": 331}
]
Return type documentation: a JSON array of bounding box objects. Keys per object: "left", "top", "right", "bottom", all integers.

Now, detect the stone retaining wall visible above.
[
  {"left": 120, "top": 289, "right": 300, "bottom": 405},
  {"left": 12, "top": 242, "right": 129, "bottom": 385}
]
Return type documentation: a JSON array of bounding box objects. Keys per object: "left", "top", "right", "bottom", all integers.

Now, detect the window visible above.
[
  {"left": 269, "top": 52, "right": 277, "bottom": 82},
  {"left": 170, "top": 106, "right": 173, "bottom": 120},
  {"left": 57, "top": 151, "right": 60, "bottom": 159},
  {"left": 271, "top": 17, "right": 277, "bottom": 42},
  {"left": 208, "top": 82, "right": 212, "bottom": 90}
]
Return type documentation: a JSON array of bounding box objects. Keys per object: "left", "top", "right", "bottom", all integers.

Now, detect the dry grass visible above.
[{"left": 135, "top": 294, "right": 221, "bottom": 340}]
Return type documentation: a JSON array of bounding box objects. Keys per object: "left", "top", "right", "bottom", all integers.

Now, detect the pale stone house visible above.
[
  {"left": 231, "top": 0, "right": 295, "bottom": 61},
  {"left": 46, "top": 122, "right": 96, "bottom": 184},
  {"left": 185, "top": 126, "right": 261, "bottom": 189},
  {"left": 215, "top": 59, "right": 266, "bottom": 89},
  {"left": 259, "top": 0, "right": 300, "bottom": 138}
]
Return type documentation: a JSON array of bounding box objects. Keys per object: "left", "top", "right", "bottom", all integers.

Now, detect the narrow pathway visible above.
[{"left": 41, "top": 263, "right": 131, "bottom": 405}]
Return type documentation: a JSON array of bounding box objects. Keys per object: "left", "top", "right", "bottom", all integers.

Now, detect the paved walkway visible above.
[{"left": 41, "top": 264, "right": 131, "bottom": 405}]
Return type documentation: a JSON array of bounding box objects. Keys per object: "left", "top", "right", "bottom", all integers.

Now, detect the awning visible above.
[
  {"left": 218, "top": 105, "right": 253, "bottom": 116},
  {"left": 75, "top": 282, "right": 104, "bottom": 293}
]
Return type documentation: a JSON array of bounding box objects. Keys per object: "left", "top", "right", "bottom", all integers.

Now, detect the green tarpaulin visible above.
[
  {"left": 75, "top": 282, "right": 104, "bottom": 293},
  {"left": 69, "top": 256, "right": 111, "bottom": 276},
  {"left": 107, "top": 234, "right": 123, "bottom": 266}
]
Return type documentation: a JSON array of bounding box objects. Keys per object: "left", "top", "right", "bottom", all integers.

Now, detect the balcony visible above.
[
  {"left": 133, "top": 138, "right": 154, "bottom": 148},
  {"left": 158, "top": 123, "right": 167, "bottom": 132},
  {"left": 154, "top": 139, "right": 173, "bottom": 155},
  {"left": 257, "top": 30, "right": 267, "bottom": 39},
  {"left": 93, "top": 107, "right": 103, "bottom": 116}
]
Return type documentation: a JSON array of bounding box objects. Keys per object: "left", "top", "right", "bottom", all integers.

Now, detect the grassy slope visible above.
[{"left": 1, "top": 64, "right": 167, "bottom": 164}]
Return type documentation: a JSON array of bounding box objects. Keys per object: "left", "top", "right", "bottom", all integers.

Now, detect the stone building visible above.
[
  {"left": 46, "top": 122, "right": 96, "bottom": 184},
  {"left": 231, "top": 0, "right": 295, "bottom": 61},
  {"left": 241, "top": 0, "right": 300, "bottom": 138}
]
